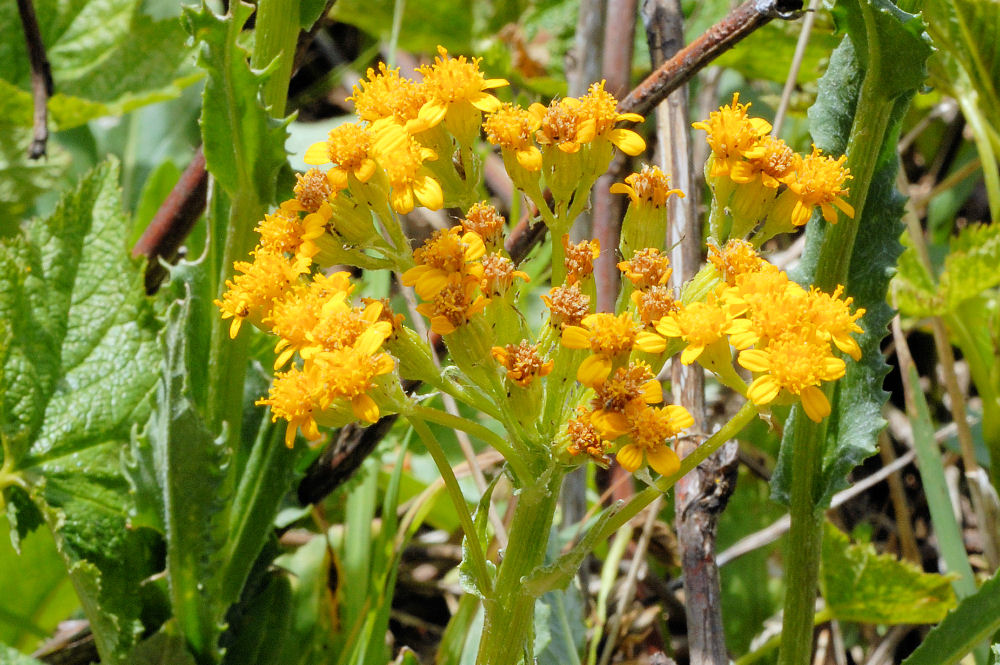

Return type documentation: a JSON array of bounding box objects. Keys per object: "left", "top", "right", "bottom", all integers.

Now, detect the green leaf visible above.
[
  {"left": 902, "top": 568, "right": 1000, "bottom": 665},
  {"left": 894, "top": 224, "right": 1000, "bottom": 317},
  {"left": 126, "top": 298, "right": 231, "bottom": 662},
  {"left": 820, "top": 523, "right": 956, "bottom": 624},
  {"left": 0, "top": 0, "right": 201, "bottom": 130},
  {"left": 773, "top": 0, "right": 930, "bottom": 507},
  {"left": 126, "top": 631, "right": 199, "bottom": 665},
  {"left": 0, "top": 127, "right": 71, "bottom": 236},
  {"left": 274, "top": 535, "right": 333, "bottom": 665},
  {"left": 0, "top": 519, "right": 79, "bottom": 651},
  {"left": 184, "top": 2, "right": 289, "bottom": 203},
  {"left": 0, "top": 157, "right": 163, "bottom": 664}
]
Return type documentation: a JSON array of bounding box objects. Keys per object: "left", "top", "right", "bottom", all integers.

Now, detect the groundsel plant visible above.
[{"left": 216, "top": 51, "right": 861, "bottom": 665}]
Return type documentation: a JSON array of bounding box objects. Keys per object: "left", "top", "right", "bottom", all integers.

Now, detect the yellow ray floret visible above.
[{"left": 561, "top": 312, "right": 666, "bottom": 386}]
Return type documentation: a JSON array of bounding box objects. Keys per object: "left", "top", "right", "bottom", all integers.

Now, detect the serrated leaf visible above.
[
  {"left": 821, "top": 523, "right": 956, "bottom": 624},
  {"left": 902, "top": 568, "right": 1000, "bottom": 665},
  {"left": 184, "top": 2, "right": 289, "bottom": 203},
  {"left": 923, "top": 0, "right": 1000, "bottom": 113},
  {"left": 940, "top": 224, "right": 1000, "bottom": 311},
  {"left": 0, "top": 157, "right": 163, "bottom": 664},
  {"left": 773, "top": 0, "right": 929, "bottom": 507},
  {"left": 126, "top": 297, "right": 232, "bottom": 662},
  {"left": 892, "top": 236, "right": 943, "bottom": 318},
  {"left": 0, "top": 0, "right": 201, "bottom": 130}
]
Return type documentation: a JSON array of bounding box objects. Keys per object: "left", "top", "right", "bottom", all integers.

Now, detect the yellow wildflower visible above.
[
  {"left": 578, "top": 80, "right": 646, "bottom": 156},
  {"left": 302, "top": 298, "right": 393, "bottom": 361},
  {"left": 563, "top": 235, "right": 600, "bottom": 284},
  {"left": 610, "top": 164, "right": 685, "bottom": 207},
  {"left": 480, "top": 253, "right": 529, "bottom": 296},
  {"left": 561, "top": 312, "right": 666, "bottom": 387},
  {"left": 311, "top": 345, "right": 397, "bottom": 424},
  {"left": 618, "top": 248, "right": 672, "bottom": 291},
  {"left": 732, "top": 134, "right": 796, "bottom": 188},
  {"left": 303, "top": 122, "right": 379, "bottom": 190},
  {"left": 542, "top": 283, "right": 591, "bottom": 329},
  {"left": 415, "top": 280, "right": 489, "bottom": 335},
  {"left": 215, "top": 249, "right": 311, "bottom": 338},
  {"left": 257, "top": 366, "right": 323, "bottom": 448},
  {"left": 491, "top": 340, "right": 554, "bottom": 387},
  {"left": 738, "top": 333, "right": 846, "bottom": 422},
  {"left": 589, "top": 362, "right": 662, "bottom": 439},
  {"left": 349, "top": 62, "right": 427, "bottom": 125},
  {"left": 371, "top": 120, "right": 443, "bottom": 213},
  {"left": 529, "top": 97, "right": 596, "bottom": 155},
  {"left": 707, "top": 239, "right": 767, "bottom": 286},
  {"left": 483, "top": 103, "right": 543, "bottom": 172},
  {"left": 631, "top": 286, "right": 680, "bottom": 327},
  {"left": 781, "top": 146, "right": 854, "bottom": 227},
  {"left": 616, "top": 402, "right": 694, "bottom": 476},
  {"left": 654, "top": 293, "right": 742, "bottom": 365},
  {"left": 412, "top": 45, "right": 508, "bottom": 145},
  {"left": 692, "top": 92, "right": 772, "bottom": 179},
  {"left": 461, "top": 202, "right": 507, "bottom": 249},
  {"left": 806, "top": 285, "right": 865, "bottom": 361},
  {"left": 401, "top": 227, "right": 486, "bottom": 299},
  {"left": 563, "top": 407, "right": 611, "bottom": 464}
]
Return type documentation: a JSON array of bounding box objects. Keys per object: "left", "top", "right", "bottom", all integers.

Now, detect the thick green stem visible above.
[
  {"left": 777, "top": 412, "right": 828, "bottom": 665},
  {"left": 477, "top": 469, "right": 564, "bottom": 665},
  {"left": 407, "top": 416, "right": 493, "bottom": 596},
  {"left": 250, "top": 0, "right": 300, "bottom": 115}
]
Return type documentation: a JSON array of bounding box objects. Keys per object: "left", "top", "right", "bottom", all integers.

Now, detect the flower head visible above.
[
  {"left": 654, "top": 293, "right": 741, "bottom": 365},
  {"left": 311, "top": 345, "right": 397, "bottom": 424},
  {"left": 304, "top": 122, "right": 379, "bottom": 190},
  {"left": 611, "top": 164, "right": 685, "bottom": 207},
  {"left": 631, "top": 286, "right": 680, "bottom": 327},
  {"left": 738, "top": 333, "right": 847, "bottom": 422},
  {"left": 563, "top": 235, "right": 600, "bottom": 284},
  {"left": 589, "top": 362, "right": 662, "bottom": 438},
  {"left": 491, "top": 340, "right": 554, "bottom": 387},
  {"left": 563, "top": 407, "right": 611, "bottom": 464},
  {"left": 707, "top": 239, "right": 766, "bottom": 286},
  {"left": 461, "top": 202, "right": 507, "bottom": 249},
  {"left": 480, "top": 253, "right": 529, "bottom": 296},
  {"left": 616, "top": 403, "right": 694, "bottom": 475},
  {"left": 349, "top": 62, "right": 427, "bottom": 125},
  {"left": 529, "top": 97, "right": 596, "bottom": 154},
  {"left": 578, "top": 81, "right": 646, "bottom": 156},
  {"left": 692, "top": 93, "right": 772, "bottom": 178},
  {"left": 483, "top": 103, "right": 543, "bottom": 171},
  {"left": 415, "top": 280, "right": 489, "bottom": 335},
  {"left": 783, "top": 146, "right": 854, "bottom": 226},
  {"left": 401, "top": 227, "right": 486, "bottom": 299},
  {"left": 257, "top": 366, "right": 323, "bottom": 447},
  {"left": 618, "top": 248, "right": 672, "bottom": 291},
  {"left": 371, "top": 120, "right": 443, "bottom": 213},
  {"left": 732, "top": 134, "right": 796, "bottom": 188},
  {"left": 561, "top": 312, "right": 666, "bottom": 386},
  {"left": 215, "top": 249, "right": 311, "bottom": 338},
  {"left": 412, "top": 46, "right": 508, "bottom": 144},
  {"left": 542, "top": 283, "right": 591, "bottom": 329},
  {"left": 291, "top": 168, "right": 335, "bottom": 212}
]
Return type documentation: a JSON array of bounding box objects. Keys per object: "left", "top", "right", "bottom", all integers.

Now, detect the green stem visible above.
[
  {"left": 477, "top": 470, "right": 564, "bottom": 665},
  {"left": 777, "top": 410, "right": 828, "bottom": 665},
  {"left": 410, "top": 404, "right": 532, "bottom": 482},
  {"left": 406, "top": 415, "right": 493, "bottom": 596},
  {"left": 250, "top": 0, "right": 300, "bottom": 115}
]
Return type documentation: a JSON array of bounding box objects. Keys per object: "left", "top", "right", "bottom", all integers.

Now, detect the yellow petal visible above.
[
  {"left": 471, "top": 93, "right": 502, "bottom": 113},
  {"left": 737, "top": 349, "right": 770, "bottom": 373},
  {"left": 413, "top": 176, "right": 444, "bottom": 211},
  {"left": 800, "top": 385, "right": 831, "bottom": 422},
  {"left": 666, "top": 405, "right": 695, "bottom": 429},
  {"left": 609, "top": 182, "right": 633, "bottom": 196},
  {"left": 355, "top": 159, "right": 378, "bottom": 183},
  {"left": 576, "top": 354, "right": 612, "bottom": 387},
  {"left": 616, "top": 444, "right": 643, "bottom": 472},
  {"left": 304, "top": 141, "right": 330, "bottom": 165},
  {"left": 391, "top": 187, "right": 415, "bottom": 214},
  {"left": 515, "top": 146, "right": 543, "bottom": 172},
  {"left": 592, "top": 409, "right": 630, "bottom": 439},
  {"left": 641, "top": 379, "right": 663, "bottom": 404},
  {"left": 680, "top": 344, "right": 704, "bottom": 365},
  {"left": 610, "top": 128, "right": 646, "bottom": 156},
  {"left": 327, "top": 169, "right": 348, "bottom": 190},
  {"left": 646, "top": 445, "right": 680, "bottom": 476},
  {"left": 561, "top": 325, "right": 592, "bottom": 349},
  {"left": 418, "top": 100, "right": 448, "bottom": 128},
  {"left": 654, "top": 316, "right": 682, "bottom": 337},
  {"left": 747, "top": 375, "right": 781, "bottom": 406},
  {"left": 635, "top": 331, "right": 666, "bottom": 354},
  {"left": 833, "top": 196, "right": 855, "bottom": 219},
  {"left": 352, "top": 394, "right": 380, "bottom": 423}
]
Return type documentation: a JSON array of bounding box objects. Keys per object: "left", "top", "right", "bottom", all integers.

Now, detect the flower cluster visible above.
[
  {"left": 215, "top": 45, "right": 863, "bottom": 480},
  {"left": 694, "top": 93, "right": 854, "bottom": 243}
]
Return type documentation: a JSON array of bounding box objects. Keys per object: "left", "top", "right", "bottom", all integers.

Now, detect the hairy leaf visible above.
[
  {"left": 821, "top": 524, "right": 956, "bottom": 624},
  {"left": 184, "top": 2, "right": 289, "bottom": 203},
  {"left": 0, "top": 158, "right": 162, "bottom": 664},
  {"left": 126, "top": 298, "right": 231, "bottom": 662},
  {"left": 772, "top": 0, "right": 930, "bottom": 507},
  {"left": 0, "top": 0, "right": 200, "bottom": 130}
]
